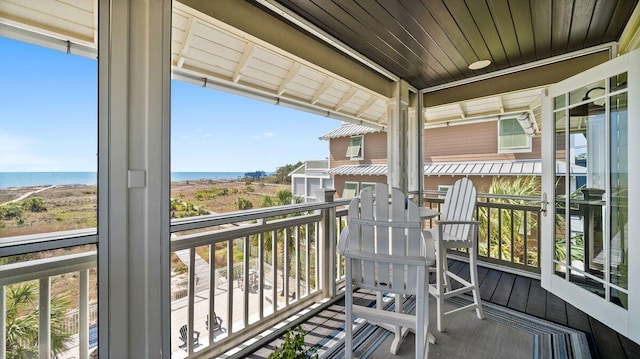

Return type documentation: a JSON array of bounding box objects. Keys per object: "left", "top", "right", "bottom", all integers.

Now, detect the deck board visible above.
[
  {"left": 545, "top": 292, "right": 568, "bottom": 326},
  {"left": 525, "top": 279, "right": 546, "bottom": 318},
  {"left": 506, "top": 276, "right": 530, "bottom": 312},
  {"left": 489, "top": 272, "right": 515, "bottom": 306}
]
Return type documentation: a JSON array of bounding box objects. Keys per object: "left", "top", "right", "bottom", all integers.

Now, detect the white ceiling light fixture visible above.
[{"left": 468, "top": 59, "right": 491, "bottom": 70}]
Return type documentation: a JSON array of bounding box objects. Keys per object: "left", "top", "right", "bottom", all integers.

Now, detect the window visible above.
[
  {"left": 343, "top": 182, "right": 359, "bottom": 198},
  {"left": 499, "top": 117, "right": 531, "bottom": 152},
  {"left": 346, "top": 135, "right": 364, "bottom": 159},
  {"left": 361, "top": 182, "right": 376, "bottom": 192},
  {"left": 438, "top": 185, "right": 451, "bottom": 199}
]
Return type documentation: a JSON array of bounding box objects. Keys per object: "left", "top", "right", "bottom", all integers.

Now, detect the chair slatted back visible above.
[
  {"left": 440, "top": 178, "right": 477, "bottom": 240},
  {"left": 346, "top": 183, "right": 422, "bottom": 293}
]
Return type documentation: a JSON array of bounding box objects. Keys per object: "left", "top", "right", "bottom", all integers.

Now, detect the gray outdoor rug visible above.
[{"left": 318, "top": 294, "right": 592, "bottom": 359}]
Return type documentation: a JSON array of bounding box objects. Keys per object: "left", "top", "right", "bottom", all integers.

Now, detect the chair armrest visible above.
[
  {"left": 421, "top": 231, "right": 436, "bottom": 263},
  {"left": 338, "top": 227, "right": 349, "bottom": 254}
]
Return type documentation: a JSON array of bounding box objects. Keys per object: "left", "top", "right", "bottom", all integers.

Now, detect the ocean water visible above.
[{"left": 0, "top": 172, "right": 252, "bottom": 189}]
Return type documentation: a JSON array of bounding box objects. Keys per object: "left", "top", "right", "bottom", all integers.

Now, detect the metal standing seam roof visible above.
[
  {"left": 319, "top": 124, "right": 384, "bottom": 140},
  {"left": 328, "top": 164, "right": 388, "bottom": 176},
  {"left": 329, "top": 160, "right": 586, "bottom": 176}
]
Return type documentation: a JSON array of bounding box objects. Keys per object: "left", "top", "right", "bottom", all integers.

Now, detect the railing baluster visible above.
[
  {"left": 80, "top": 269, "right": 89, "bottom": 359},
  {"left": 188, "top": 248, "right": 196, "bottom": 355},
  {"left": 271, "top": 229, "right": 277, "bottom": 315},
  {"left": 304, "top": 224, "right": 316, "bottom": 296},
  {"left": 258, "top": 221, "right": 265, "bottom": 320},
  {"left": 283, "top": 227, "right": 290, "bottom": 306},
  {"left": 209, "top": 243, "right": 216, "bottom": 345},
  {"left": 295, "top": 225, "right": 301, "bottom": 301},
  {"left": 226, "top": 239, "right": 233, "bottom": 334},
  {"left": 524, "top": 210, "right": 529, "bottom": 266},
  {"left": 510, "top": 208, "right": 515, "bottom": 263},
  {"left": 39, "top": 278, "right": 51, "bottom": 359},
  {"left": 243, "top": 235, "right": 250, "bottom": 328},
  {"left": 1, "top": 286, "right": 6, "bottom": 359}
]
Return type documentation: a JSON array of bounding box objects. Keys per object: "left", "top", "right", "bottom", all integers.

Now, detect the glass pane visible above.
[
  {"left": 610, "top": 91, "right": 628, "bottom": 309},
  {"left": 0, "top": 38, "right": 97, "bottom": 239},
  {"left": 569, "top": 94, "right": 606, "bottom": 281},
  {"left": 554, "top": 94, "right": 566, "bottom": 110},
  {"left": 554, "top": 109, "right": 567, "bottom": 266},
  {"left": 569, "top": 80, "right": 606, "bottom": 106},
  {"left": 610, "top": 72, "right": 628, "bottom": 92}
]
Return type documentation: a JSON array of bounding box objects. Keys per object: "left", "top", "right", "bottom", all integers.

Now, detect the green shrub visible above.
[
  {"left": 0, "top": 203, "right": 23, "bottom": 219},
  {"left": 22, "top": 197, "right": 47, "bottom": 212},
  {"left": 244, "top": 186, "right": 254, "bottom": 193},
  {"left": 268, "top": 325, "right": 317, "bottom": 359},
  {"left": 235, "top": 197, "right": 253, "bottom": 210},
  {"left": 195, "top": 187, "right": 228, "bottom": 200}
]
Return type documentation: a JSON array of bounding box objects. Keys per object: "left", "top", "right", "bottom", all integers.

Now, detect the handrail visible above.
[{"left": 0, "top": 251, "right": 96, "bottom": 286}]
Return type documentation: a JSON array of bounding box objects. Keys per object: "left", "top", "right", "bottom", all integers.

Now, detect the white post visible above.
[
  {"left": 0, "top": 286, "right": 6, "bottom": 358},
  {"left": 317, "top": 188, "right": 336, "bottom": 298},
  {"left": 39, "top": 278, "right": 50, "bottom": 359},
  {"left": 387, "top": 80, "right": 410, "bottom": 193},
  {"left": 98, "top": 0, "right": 172, "bottom": 357},
  {"left": 80, "top": 269, "right": 89, "bottom": 359}
]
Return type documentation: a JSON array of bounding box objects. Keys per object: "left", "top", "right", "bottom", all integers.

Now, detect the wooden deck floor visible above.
[
  {"left": 247, "top": 260, "right": 640, "bottom": 359},
  {"left": 446, "top": 260, "right": 639, "bottom": 359}
]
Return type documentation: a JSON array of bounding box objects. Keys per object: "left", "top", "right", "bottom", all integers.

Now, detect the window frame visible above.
[
  {"left": 498, "top": 117, "right": 532, "bottom": 153},
  {"left": 346, "top": 135, "right": 364, "bottom": 160},
  {"left": 343, "top": 181, "right": 359, "bottom": 198},
  {"left": 361, "top": 182, "right": 376, "bottom": 192}
]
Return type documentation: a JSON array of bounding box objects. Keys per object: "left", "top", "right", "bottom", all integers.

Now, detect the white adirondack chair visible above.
[
  {"left": 426, "top": 177, "right": 484, "bottom": 332},
  {"left": 338, "top": 183, "right": 433, "bottom": 358}
]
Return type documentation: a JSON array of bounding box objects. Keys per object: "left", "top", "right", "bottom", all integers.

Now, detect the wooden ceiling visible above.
[{"left": 265, "top": 0, "right": 639, "bottom": 90}]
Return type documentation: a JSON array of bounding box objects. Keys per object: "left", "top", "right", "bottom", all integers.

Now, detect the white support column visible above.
[
  {"left": 39, "top": 278, "right": 50, "bottom": 359},
  {"left": 98, "top": 1, "right": 171, "bottom": 358},
  {"left": 407, "top": 92, "right": 423, "bottom": 203},
  {"left": 387, "top": 80, "right": 411, "bottom": 193}
]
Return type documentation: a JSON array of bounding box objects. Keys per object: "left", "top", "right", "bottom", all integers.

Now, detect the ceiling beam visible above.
[
  {"left": 335, "top": 87, "right": 358, "bottom": 112},
  {"left": 177, "top": 17, "right": 196, "bottom": 68},
  {"left": 356, "top": 96, "right": 378, "bottom": 117},
  {"left": 310, "top": 77, "right": 334, "bottom": 105},
  {"left": 278, "top": 62, "right": 301, "bottom": 96},
  {"left": 233, "top": 42, "right": 254, "bottom": 83}
]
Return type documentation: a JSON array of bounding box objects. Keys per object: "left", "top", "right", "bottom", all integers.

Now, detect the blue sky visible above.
[{"left": 0, "top": 36, "right": 339, "bottom": 173}]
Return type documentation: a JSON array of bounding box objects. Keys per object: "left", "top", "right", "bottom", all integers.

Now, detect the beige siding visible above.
[
  {"left": 329, "top": 132, "right": 387, "bottom": 168},
  {"left": 423, "top": 121, "right": 542, "bottom": 161}
]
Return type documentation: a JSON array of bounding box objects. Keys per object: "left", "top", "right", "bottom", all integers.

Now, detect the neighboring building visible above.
[
  {"left": 289, "top": 160, "right": 332, "bottom": 202},
  {"left": 297, "top": 117, "right": 585, "bottom": 199}
]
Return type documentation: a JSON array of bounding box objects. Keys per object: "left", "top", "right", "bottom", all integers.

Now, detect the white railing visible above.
[
  {"left": 1, "top": 188, "right": 544, "bottom": 359},
  {"left": 0, "top": 251, "right": 96, "bottom": 359},
  {"left": 169, "top": 189, "right": 347, "bottom": 358}
]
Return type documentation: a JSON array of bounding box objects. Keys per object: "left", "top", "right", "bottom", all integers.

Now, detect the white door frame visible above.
[{"left": 541, "top": 49, "right": 640, "bottom": 343}]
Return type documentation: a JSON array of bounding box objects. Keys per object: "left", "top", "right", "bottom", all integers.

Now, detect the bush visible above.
[
  {"left": 22, "top": 197, "right": 47, "bottom": 212},
  {"left": 235, "top": 197, "right": 253, "bottom": 210},
  {"left": 0, "top": 203, "right": 23, "bottom": 219}
]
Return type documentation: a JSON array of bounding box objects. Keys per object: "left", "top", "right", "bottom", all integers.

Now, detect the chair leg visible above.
[
  {"left": 436, "top": 249, "right": 446, "bottom": 333},
  {"left": 469, "top": 249, "right": 484, "bottom": 320},
  {"left": 345, "top": 267, "right": 353, "bottom": 357}
]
